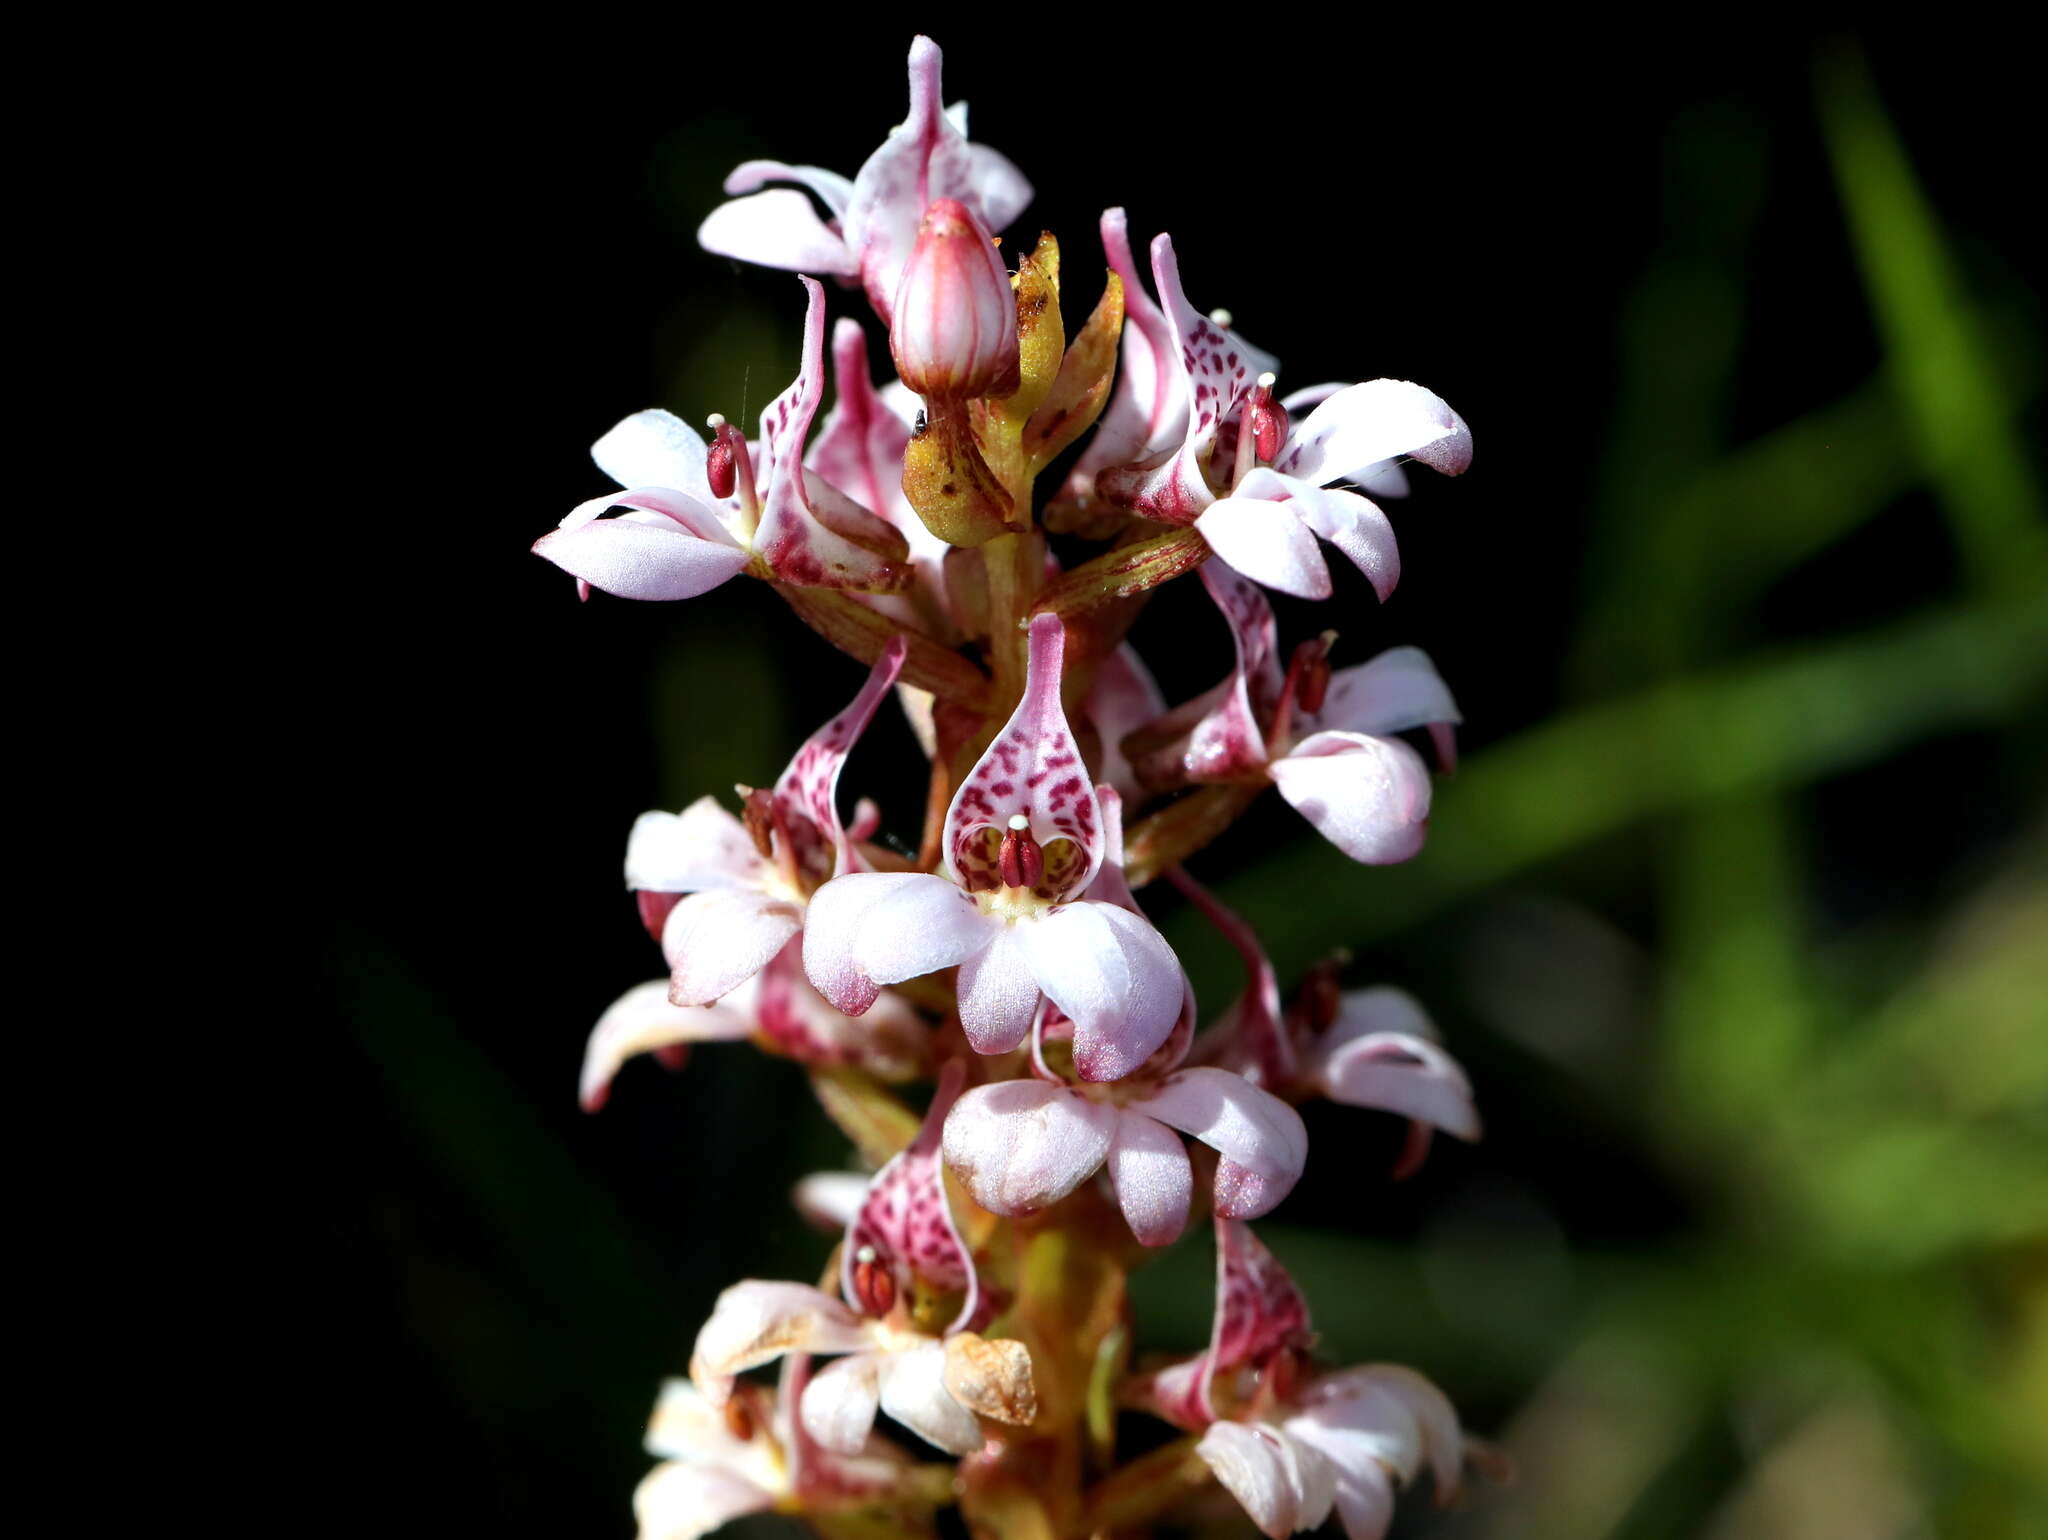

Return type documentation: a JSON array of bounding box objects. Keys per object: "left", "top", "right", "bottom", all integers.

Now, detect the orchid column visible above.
[{"left": 539, "top": 34, "right": 1488, "bottom": 1540}]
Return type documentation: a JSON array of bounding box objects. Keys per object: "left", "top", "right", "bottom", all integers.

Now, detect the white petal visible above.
[
  {"left": 1039, "top": 902, "right": 1184, "bottom": 1082},
  {"left": 1315, "top": 649, "right": 1460, "bottom": 740},
  {"left": 1106, "top": 1112, "right": 1192, "bottom": 1246},
  {"left": 1299, "top": 1365, "right": 1464, "bottom": 1497},
  {"left": 1288, "top": 482, "right": 1401, "bottom": 602},
  {"left": 593, "top": 409, "right": 711, "bottom": 496},
  {"left": 534, "top": 508, "right": 750, "bottom": 602},
  {"left": 852, "top": 873, "right": 993, "bottom": 984},
  {"left": 688, "top": 1280, "right": 868, "bottom": 1403},
  {"left": 580, "top": 979, "right": 755, "bottom": 1111},
  {"left": 1137, "top": 1067, "right": 1308, "bottom": 1183},
  {"left": 633, "top": 1460, "right": 774, "bottom": 1540},
  {"left": 964, "top": 142, "right": 1032, "bottom": 230},
  {"left": 1269, "top": 732, "right": 1434, "bottom": 865},
  {"left": 956, "top": 924, "right": 1040, "bottom": 1055},
  {"left": 792, "top": 1170, "right": 871, "bottom": 1231},
  {"left": 721, "top": 158, "right": 855, "bottom": 216},
  {"left": 1196, "top": 1422, "right": 1333, "bottom": 1539},
  {"left": 1196, "top": 497, "right": 1333, "bottom": 600},
  {"left": 697, "top": 188, "right": 858, "bottom": 275},
  {"left": 942, "top": 1081, "right": 1117, "bottom": 1214},
  {"left": 661, "top": 889, "right": 802, "bottom": 1006},
  {"left": 800, "top": 1352, "right": 883, "bottom": 1453},
  {"left": 1315, "top": 1032, "right": 1479, "bottom": 1140},
  {"left": 626, "top": 799, "right": 766, "bottom": 894},
  {"left": 1274, "top": 379, "right": 1471, "bottom": 486},
  {"left": 877, "top": 1340, "right": 984, "bottom": 1454}
]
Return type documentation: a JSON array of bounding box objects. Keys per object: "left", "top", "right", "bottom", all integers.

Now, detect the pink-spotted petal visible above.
[
  {"left": 753, "top": 940, "right": 927, "bottom": 1077},
  {"left": 1274, "top": 380, "right": 1472, "bottom": 486},
  {"left": 771, "top": 637, "right": 908, "bottom": 877},
  {"left": 802, "top": 871, "right": 928, "bottom": 1014},
  {"left": 800, "top": 1352, "right": 883, "bottom": 1454},
  {"left": 1106, "top": 1111, "right": 1193, "bottom": 1247},
  {"left": 1050, "top": 902, "right": 1185, "bottom": 1083},
  {"left": 591, "top": 409, "right": 712, "bottom": 497},
  {"left": 942, "top": 1080, "right": 1117, "bottom": 1215},
  {"left": 1196, "top": 495, "right": 1333, "bottom": 600},
  {"left": 688, "top": 1280, "right": 869, "bottom": 1405},
  {"left": 580, "top": 978, "right": 757, "bottom": 1112},
  {"left": 752, "top": 278, "right": 911, "bottom": 593},
  {"left": 852, "top": 873, "right": 993, "bottom": 986},
  {"left": 1137, "top": 1068, "right": 1307, "bottom": 1185},
  {"left": 1314, "top": 648, "right": 1461, "bottom": 740},
  {"left": 697, "top": 188, "right": 858, "bottom": 275},
  {"left": 942, "top": 614, "right": 1103, "bottom": 894},
  {"left": 957, "top": 925, "right": 1041, "bottom": 1055},
  {"left": 1150, "top": 232, "right": 1281, "bottom": 463},
  {"left": 661, "top": 888, "right": 803, "bottom": 1006},
  {"left": 1269, "top": 731, "right": 1435, "bottom": 865},
  {"left": 625, "top": 798, "right": 767, "bottom": 894},
  {"left": 534, "top": 492, "right": 750, "bottom": 602},
  {"left": 1212, "top": 1158, "right": 1293, "bottom": 1221},
  {"left": 1136, "top": 563, "right": 1284, "bottom": 789},
  {"left": 843, "top": 1062, "right": 977, "bottom": 1327}
]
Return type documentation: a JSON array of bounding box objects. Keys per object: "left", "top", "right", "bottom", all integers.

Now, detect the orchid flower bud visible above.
[{"left": 890, "top": 198, "right": 1020, "bottom": 400}]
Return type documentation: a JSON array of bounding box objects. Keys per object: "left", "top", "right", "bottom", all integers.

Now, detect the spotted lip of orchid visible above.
[
  {"left": 696, "top": 35, "right": 1032, "bottom": 323},
  {"left": 687, "top": 1067, "right": 1037, "bottom": 1458},
  {"left": 1128, "top": 564, "right": 1463, "bottom": 866},
  {"left": 803, "top": 614, "right": 1184, "bottom": 1082},
  {"left": 628, "top": 639, "right": 906, "bottom": 1010},
  {"left": 535, "top": 278, "right": 914, "bottom": 603},
  {"left": 1137, "top": 1221, "right": 1468, "bottom": 1540}
]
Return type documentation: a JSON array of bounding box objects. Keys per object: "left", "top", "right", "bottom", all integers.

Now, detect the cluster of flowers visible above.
[{"left": 544, "top": 36, "right": 1484, "bottom": 1540}]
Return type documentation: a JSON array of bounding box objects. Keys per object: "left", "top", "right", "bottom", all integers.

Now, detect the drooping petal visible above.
[
  {"left": 662, "top": 888, "right": 804, "bottom": 1006},
  {"left": 1211, "top": 1158, "right": 1294, "bottom": 1221},
  {"left": 534, "top": 491, "right": 751, "bottom": 602},
  {"left": 580, "top": 978, "right": 758, "bottom": 1111},
  {"left": 1273, "top": 380, "right": 1472, "bottom": 486},
  {"left": 1106, "top": 1110, "right": 1193, "bottom": 1246},
  {"left": 843, "top": 1062, "right": 977, "bottom": 1328},
  {"left": 752, "top": 279, "right": 911, "bottom": 592},
  {"left": 877, "top": 1339, "right": 985, "bottom": 1454},
  {"left": 852, "top": 873, "right": 994, "bottom": 985},
  {"left": 1196, "top": 1422, "right": 1336, "bottom": 1540},
  {"left": 1285, "top": 480, "right": 1402, "bottom": 602},
  {"left": 1296, "top": 1365, "right": 1465, "bottom": 1498},
  {"left": 941, "top": 1079, "right": 1117, "bottom": 1215},
  {"left": 770, "top": 636, "right": 908, "bottom": 877},
  {"left": 1137, "top": 1068, "right": 1308, "bottom": 1186},
  {"left": 1043, "top": 902, "right": 1185, "bottom": 1082},
  {"left": 803, "top": 871, "right": 931, "bottom": 1014},
  {"left": 800, "top": 1352, "right": 883, "bottom": 1454},
  {"left": 956, "top": 924, "right": 1041, "bottom": 1055},
  {"left": 626, "top": 797, "right": 769, "bottom": 894},
  {"left": 689, "top": 1281, "right": 870, "bottom": 1404},
  {"left": 1314, "top": 647, "right": 1461, "bottom": 741},
  {"left": 1269, "top": 732, "right": 1435, "bottom": 866},
  {"left": 697, "top": 188, "right": 859, "bottom": 276},
  {"left": 1196, "top": 494, "right": 1333, "bottom": 600},
  {"left": 943, "top": 614, "right": 1103, "bottom": 896},
  {"left": 633, "top": 1461, "right": 776, "bottom": 1540},
  {"left": 1314, "top": 1030, "right": 1480, "bottom": 1141},
  {"left": 1276, "top": 1412, "right": 1399, "bottom": 1540}
]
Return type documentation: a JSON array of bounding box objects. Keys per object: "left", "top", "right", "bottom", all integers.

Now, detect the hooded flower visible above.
[
  {"left": 629, "top": 638, "right": 905, "bottom": 1007},
  {"left": 689, "top": 1066, "right": 1037, "bottom": 1457},
  {"left": 698, "top": 36, "right": 1031, "bottom": 323},
  {"left": 804, "top": 614, "right": 1183, "bottom": 1080},
  {"left": 534, "top": 278, "right": 913, "bottom": 601},
  {"left": 578, "top": 942, "right": 928, "bottom": 1112},
  {"left": 1129, "top": 564, "right": 1462, "bottom": 864},
  {"left": 1076, "top": 224, "right": 1471, "bottom": 599},
  {"left": 1135, "top": 1220, "right": 1469, "bottom": 1540}
]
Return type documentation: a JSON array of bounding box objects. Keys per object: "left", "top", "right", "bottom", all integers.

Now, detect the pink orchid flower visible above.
[
  {"left": 804, "top": 614, "right": 1183, "bottom": 1080},
  {"left": 1139, "top": 1221, "right": 1469, "bottom": 1540},
  {"left": 689, "top": 1067, "right": 1035, "bottom": 1457},
  {"left": 1077, "top": 223, "right": 1471, "bottom": 599},
  {"left": 940, "top": 789, "right": 1305, "bottom": 1245},
  {"left": 628, "top": 639, "right": 904, "bottom": 1006},
  {"left": 1132, "top": 564, "right": 1462, "bottom": 864},
  {"left": 634, "top": 1364, "right": 935, "bottom": 1540},
  {"left": 578, "top": 942, "right": 927, "bottom": 1112},
  {"left": 697, "top": 36, "right": 1031, "bottom": 323},
  {"left": 534, "top": 278, "right": 913, "bottom": 601},
  {"left": 1175, "top": 879, "right": 1479, "bottom": 1179}
]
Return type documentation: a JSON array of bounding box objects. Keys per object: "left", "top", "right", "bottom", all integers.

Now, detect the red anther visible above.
[
  {"left": 740, "top": 787, "right": 778, "bottom": 860},
  {"left": 705, "top": 427, "right": 737, "bottom": 500},
  {"left": 997, "top": 815, "right": 1044, "bottom": 890},
  {"left": 1250, "top": 376, "right": 1289, "bottom": 463},
  {"left": 1391, "top": 1120, "right": 1436, "bottom": 1182},
  {"left": 852, "top": 1252, "right": 896, "bottom": 1317},
  {"left": 1284, "top": 637, "right": 1333, "bottom": 718},
  {"left": 1294, "top": 959, "right": 1344, "bottom": 1034},
  {"left": 723, "top": 1397, "right": 756, "bottom": 1443}
]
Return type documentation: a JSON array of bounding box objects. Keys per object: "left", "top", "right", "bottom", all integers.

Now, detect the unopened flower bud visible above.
[{"left": 891, "top": 198, "right": 1020, "bottom": 399}]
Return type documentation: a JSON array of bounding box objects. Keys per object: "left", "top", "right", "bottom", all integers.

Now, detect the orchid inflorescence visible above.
[{"left": 543, "top": 35, "right": 1488, "bottom": 1540}]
